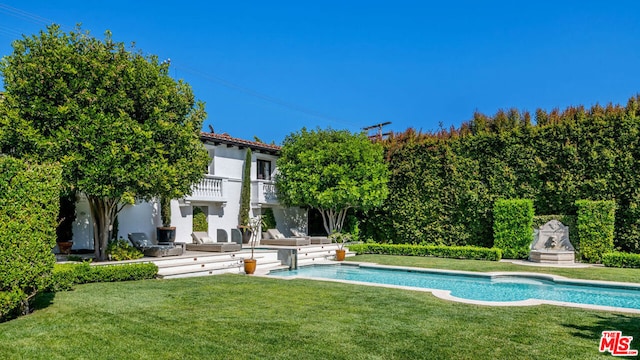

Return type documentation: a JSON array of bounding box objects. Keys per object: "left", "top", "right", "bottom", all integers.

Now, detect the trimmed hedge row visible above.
[
  {"left": 576, "top": 200, "right": 616, "bottom": 263},
  {"left": 0, "top": 157, "right": 61, "bottom": 320},
  {"left": 348, "top": 243, "right": 502, "bottom": 261},
  {"left": 602, "top": 252, "right": 640, "bottom": 269},
  {"left": 50, "top": 262, "right": 158, "bottom": 291},
  {"left": 493, "top": 199, "right": 534, "bottom": 259}
]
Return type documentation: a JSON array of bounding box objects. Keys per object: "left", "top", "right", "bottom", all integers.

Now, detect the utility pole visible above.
[{"left": 363, "top": 121, "right": 392, "bottom": 140}]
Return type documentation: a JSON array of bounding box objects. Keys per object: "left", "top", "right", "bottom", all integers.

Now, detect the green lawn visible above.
[
  {"left": 347, "top": 254, "right": 640, "bottom": 283},
  {"left": 1, "top": 268, "right": 639, "bottom": 359}
]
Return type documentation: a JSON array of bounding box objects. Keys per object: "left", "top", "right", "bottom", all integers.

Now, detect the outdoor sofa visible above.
[
  {"left": 260, "top": 229, "right": 311, "bottom": 246},
  {"left": 290, "top": 228, "right": 331, "bottom": 244},
  {"left": 128, "top": 232, "right": 184, "bottom": 257},
  {"left": 185, "top": 231, "right": 242, "bottom": 252}
]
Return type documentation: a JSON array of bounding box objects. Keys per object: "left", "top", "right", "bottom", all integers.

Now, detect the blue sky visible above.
[{"left": 1, "top": 1, "right": 639, "bottom": 144}]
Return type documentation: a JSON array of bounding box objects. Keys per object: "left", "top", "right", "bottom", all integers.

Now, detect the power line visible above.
[
  {"left": 0, "top": 3, "right": 362, "bottom": 130},
  {"left": 0, "top": 24, "right": 22, "bottom": 39},
  {"left": 174, "top": 64, "right": 360, "bottom": 129},
  {"left": 0, "top": 3, "right": 56, "bottom": 27}
]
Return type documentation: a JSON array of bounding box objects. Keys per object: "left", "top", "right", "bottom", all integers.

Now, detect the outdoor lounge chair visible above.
[
  {"left": 290, "top": 228, "right": 331, "bottom": 244},
  {"left": 128, "top": 232, "right": 183, "bottom": 257},
  {"left": 260, "top": 229, "right": 311, "bottom": 246},
  {"left": 185, "top": 231, "right": 242, "bottom": 252}
]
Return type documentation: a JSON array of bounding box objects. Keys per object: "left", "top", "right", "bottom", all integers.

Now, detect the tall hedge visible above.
[
  {"left": 493, "top": 199, "right": 534, "bottom": 259},
  {"left": 576, "top": 200, "right": 616, "bottom": 263},
  {"left": 0, "top": 157, "right": 61, "bottom": 319},
  {"left": 361, "top": 96, "right": 640, "bottom": 252}
]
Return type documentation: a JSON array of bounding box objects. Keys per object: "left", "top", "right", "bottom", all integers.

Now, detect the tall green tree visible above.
[
  {"left": 0, "top": 25, "right": 209, "bottom": 260},
  {"left": 239, "top": 148, "right": 252, "bottom": 227},
  {"left": 276, "top": 128, "right": 389, "bottom": 234}
]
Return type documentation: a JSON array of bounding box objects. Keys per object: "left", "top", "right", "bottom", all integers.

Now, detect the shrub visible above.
[
  {"left": 192, "top": 207, "right": 208, "bottom": 232},
  {"left": 262, "top": 208, "right": 277, "bottom": 230},
  {"left": 576, "top": 200, "right": 616, "bottom": 263},
  {"left": 500, "top": 248, "right": 530, "bottom": 260},
  {"left": 106, "top": 238, "right": 144, "bottom": 261},
  {"left": 493, "top": 199, "right": 534, "bottom": 259},
  {"left": 532, "top": 215, "right": 577, "bottom": 229},
  {"left": 0, "top": 290, "right": 26, "bottom": 321},
  {"left": 49, "top": 263, "right": 89, "bottom": 291},
  {"left": 347, "top": 243, "right": 502, "bottom": 261},
  {"left": 0, "top": 157, "right": 61, "bottom": 318},
  {"left": 602, "top": 252, "right": 640, "bottom": 268},
  {"left": 49, "top": 262, "right": 158, "bottom": 291},
  {"left": 89, "top": 263, "right": 158, "bottom": 282},
  {"left": 343, "top": 213, "right": 361, "bottom": 242}
]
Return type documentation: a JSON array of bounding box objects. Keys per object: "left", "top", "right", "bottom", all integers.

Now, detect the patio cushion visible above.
[
  {"left": 191, "top": 232, "right": 210, "bottom": 244},
  {"left": 290, "top": 228, "right": 306, "bottom": 238},
  {"left": 267, "top": 229, "right": 285, "bottom": 239},
  {"left": 201, "top": 237, "right": 213, "bottom": 244}
]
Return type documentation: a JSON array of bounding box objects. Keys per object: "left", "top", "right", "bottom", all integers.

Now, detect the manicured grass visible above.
[
  {"left": 1, "top": 274, "right": 639, "bottom": 359},
  {"left": 347, "top": 254, "right": 640, "bottom": 283}
]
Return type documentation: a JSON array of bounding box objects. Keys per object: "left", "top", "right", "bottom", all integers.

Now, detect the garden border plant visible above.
[
  {"left": 348, "top": 243, "right": 502, "bottom": 261},
  {"left": 106, "top": 238, "right": 144, "bottom": 261},
  {"left": 49, "top": 262, "right": 158, "bottom": 292},
  {"left": 602, "top": 252, "right": 640, "bottom": 268}
]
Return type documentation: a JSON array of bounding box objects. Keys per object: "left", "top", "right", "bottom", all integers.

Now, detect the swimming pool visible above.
[{"left": 269, "top": 263, "right": 640, "bottom": 313}]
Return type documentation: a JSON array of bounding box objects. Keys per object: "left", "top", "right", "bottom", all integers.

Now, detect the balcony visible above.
[
  {"left": 252, "top": 180, "right": 279, "bottom": 206},
  {"left": 185, "top": 175, "right": 227, "bottom": 203}
]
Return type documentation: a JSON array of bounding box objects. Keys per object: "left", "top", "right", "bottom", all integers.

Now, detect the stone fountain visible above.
[{"left": 529, "top": 220, "right": 575, "bottom": 265}]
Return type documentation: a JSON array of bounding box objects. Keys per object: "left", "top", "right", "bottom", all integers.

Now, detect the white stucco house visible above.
[{"left": 68, "top": 132, "right": 308, "bottom": 250}]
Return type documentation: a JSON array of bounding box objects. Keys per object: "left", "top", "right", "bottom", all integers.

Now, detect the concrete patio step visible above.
[
  {"left": 155, "top": 250, "right": 281, "bottom": 279},
  {"left": 296, "top": 244, "right": 355, "bottom": 266}
]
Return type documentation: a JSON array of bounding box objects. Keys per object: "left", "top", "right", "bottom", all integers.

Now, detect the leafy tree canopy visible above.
[
  {"left": 0, "top": 25, "right": 209, "bottom": 259},
  {"left": 276, "top": 128, "right": 389, "bottom": 234}
]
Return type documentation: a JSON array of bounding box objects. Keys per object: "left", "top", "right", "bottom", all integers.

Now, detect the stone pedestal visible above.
[{"left": 529, "top": 250, "right": 575, "bottom": 265}]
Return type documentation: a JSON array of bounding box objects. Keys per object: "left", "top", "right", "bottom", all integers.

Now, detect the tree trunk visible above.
[
  {"left": 87, "top": 195, "right": 123, "bottom": 261},
  {"left": 318, "top": 207, "right": 349, "bottom": 235}
]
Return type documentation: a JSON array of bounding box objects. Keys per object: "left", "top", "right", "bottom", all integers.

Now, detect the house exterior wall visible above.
[
  {"left": 68, "top": 136, "right": 307, "bottom": 250},
  {"left": 70, "top": 195, "right": 160, "bottom": 250},
  {"left": 272, "top": 207, "right": 308, "bottom": 238}
]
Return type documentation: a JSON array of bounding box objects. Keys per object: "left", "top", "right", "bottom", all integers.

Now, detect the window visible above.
[{"left": 257, "top": 159, "right": 272, "bottom": 180}]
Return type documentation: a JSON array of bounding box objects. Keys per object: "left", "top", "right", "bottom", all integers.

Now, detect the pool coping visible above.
[{"left": 264, "top": 261, "right": 640, "bottom": 314}]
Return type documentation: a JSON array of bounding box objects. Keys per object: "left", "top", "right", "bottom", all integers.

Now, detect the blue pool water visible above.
[{"left": 270, "top": 264, "right": 640, "bottom": 311}]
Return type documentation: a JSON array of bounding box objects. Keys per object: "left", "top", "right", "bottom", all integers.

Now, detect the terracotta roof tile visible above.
[{"left": 200, "top": 132, "right": 281, "bottom": 153}]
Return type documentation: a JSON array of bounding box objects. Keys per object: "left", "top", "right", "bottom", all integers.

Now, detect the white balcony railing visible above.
[
  {"left": 252, "top": 180, "right": 279, "bottom": 205},
  {"left": 186, "top": 175, "right": 226, "bottom": 202}
]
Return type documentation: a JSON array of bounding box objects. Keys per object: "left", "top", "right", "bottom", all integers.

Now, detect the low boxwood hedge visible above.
[
  {"left": 0, "top": 290, "right": 25, "bottom": 321},
  {"left": 602, "top": 252, "right": 640, "bottom": 268},
  {"left": 348, "top": 243, "right": 502, "bottom": 261},
  {"left": 50, "top": 262, "right": 158, "bottom": 291}
]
